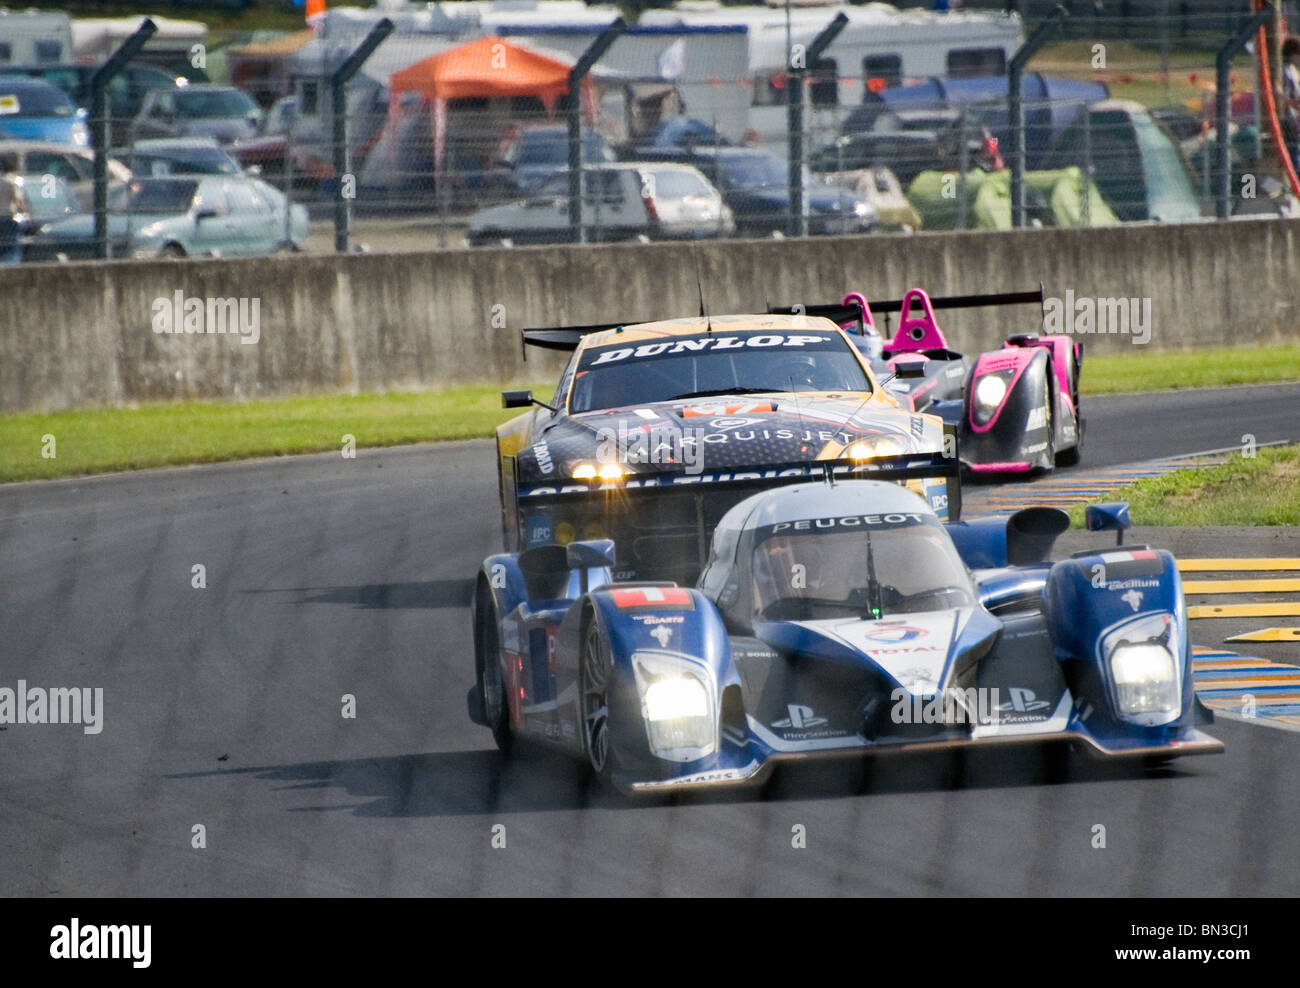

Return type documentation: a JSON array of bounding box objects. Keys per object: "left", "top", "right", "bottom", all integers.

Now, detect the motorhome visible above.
[
  {"left": 0, "top": 8, "right": 74, "bottom": 66},
  {"left": 640, "top": 1, "right": 1025, "bottom": 151}
]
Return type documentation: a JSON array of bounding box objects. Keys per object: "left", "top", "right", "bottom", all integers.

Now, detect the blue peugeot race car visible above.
[{"left": 470, "top": 479, "right": 1222, "bottom": 793}]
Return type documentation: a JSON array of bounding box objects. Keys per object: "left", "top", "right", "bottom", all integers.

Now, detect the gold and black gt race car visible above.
[{"left": 492, "top": 312, "right": 961, "bottom": 587}]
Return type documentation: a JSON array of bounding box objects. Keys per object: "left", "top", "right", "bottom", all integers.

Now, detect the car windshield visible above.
[
  {"left": 749, "top": 515, "right": 975, "bottom": 621},
  {"left": 176, "top": 89, "right": 257, "bottom": 119},
  {"left": 0, "top": 80, "right": 76, "bottom": 117},
  {"left": 515, "top": 131, "right": 607, "bottom": 166},
  {"left": 569, "top": 330, "right": 871, "bottom": 413},
  {"left": 130, "top": 148, "right": 239, "bottom": 176},
  {"left": 110, "top": 179, "right": 198, "bottom": 213},
  {"left": 716, "top": 153, "right": 813, "bottom": 190},
  {"left": 23, "top": 176, "right": 81, "bottom": 221}
]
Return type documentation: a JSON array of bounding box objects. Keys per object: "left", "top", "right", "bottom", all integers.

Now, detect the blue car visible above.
[
  {"left": 470, "top": 480, "right": 1221, "bottom": 793},
  {"left": 0, "top": 76, "right": 88, "bottom": 146}
]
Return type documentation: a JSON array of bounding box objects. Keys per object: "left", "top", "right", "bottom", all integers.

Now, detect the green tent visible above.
[{"left": 908, "top": 167, "right": 1120, "bottom": 230}]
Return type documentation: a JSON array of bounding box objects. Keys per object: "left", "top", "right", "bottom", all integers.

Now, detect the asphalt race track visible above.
[{"left": 2, "top": 384, "right": 1298, "bottom": 896}]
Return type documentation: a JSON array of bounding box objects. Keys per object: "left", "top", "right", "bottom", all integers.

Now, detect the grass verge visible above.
[
  {"left": 0, "top": 384, "right": 549, "bottom": 484},
  {"left": 3, "top": 342, "right": 1299, "bottom": 484},
  {"left": 1080, "top": 344, "right": 1300, "bottom": 394},
  {"left": 1067, "top": 445, "right": 1300, "bottom": 526}
]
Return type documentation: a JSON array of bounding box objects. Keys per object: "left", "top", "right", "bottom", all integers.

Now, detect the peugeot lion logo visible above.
[{"left": 773, "top": 704, "right": 828, "bottom": 729}]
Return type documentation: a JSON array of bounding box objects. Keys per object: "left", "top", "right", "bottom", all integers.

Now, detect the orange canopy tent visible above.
[
  {"left": 390, "top": 36, "right": 587, "bottom": 110},
  {"left": 385, "top": 36, "right": 596, "bottom": 189}
]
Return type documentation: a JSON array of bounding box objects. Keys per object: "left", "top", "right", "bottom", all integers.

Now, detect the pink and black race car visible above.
[{"left": 771, "top": 287, "right": 1083, "bottom": 475}]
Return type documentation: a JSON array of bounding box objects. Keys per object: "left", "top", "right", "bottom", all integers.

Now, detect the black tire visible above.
[
  {"left": 1037, "top": 372, "right": 1055, "bottom": 473},
  {"left": 274, "top": 240, "right": 299, "bottom": 254},
  {"left": 1056, "top": 414, "right": 1084, "bottom": 467},
  {"left": 474, "top": 582, "right": 512, "bottom": 755},
  {"left": 158, "top": 243, "right": 186, "bottom": 259},
  {"left": 580, "top": 611, "right": 615, "bottom": 788}
]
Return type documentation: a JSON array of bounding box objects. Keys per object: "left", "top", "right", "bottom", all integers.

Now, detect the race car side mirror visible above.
[
  {"left": 502, "top": 389, "right": 556, "bottom": 412},
  {"left": 566, "top": 539, "right": 616, "bottom": 570},
  {"left": 567, "top": 540, "right": 616, "bottom": 594},
  {"left": 892, "top": 360, "right": 927, "bottom": 378},
  {"left": 1085, "top": 502, "right": 1132, "bottom": 546},
  {"left": 1005, "top": 506, "right": 1070, "bottom": 565}
]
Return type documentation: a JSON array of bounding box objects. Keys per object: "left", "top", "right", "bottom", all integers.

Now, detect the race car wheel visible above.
[
  {"left": 1056, "top": 412, "right": 1083, "bottom": 467},
  {"left": 1038, "top": 376, "right": 1055, "bottom": 471},
  {"left": 580, "top": 614, "right": 613, "bottom": 784},
  {"left": 475, "top": 583, "right": 512, "bottom": 755}
]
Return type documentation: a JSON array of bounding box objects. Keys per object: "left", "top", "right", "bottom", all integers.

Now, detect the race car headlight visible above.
[
  {"left": 1109, "top": 642, "right": 1179, "bottom": 717},
  {"left": 974, "top": 375, "right": 1008, "bottom": 410},
  {"left": 633, "top": 652, "right": 716, "bottom": 761},
  {"left": 570, "top": 461, "right": 627, "bottom": 484},
  {"left": 848, "top": 436, "right": 906, "bottom": 461},
  {"left": 971, "top": 370, "right": 1015, "bottom": 426}
]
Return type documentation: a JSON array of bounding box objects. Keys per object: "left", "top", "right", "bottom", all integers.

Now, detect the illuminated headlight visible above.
[
  {"left": 1110, "top": 642, "right": 1179, "bottom": 717},
  {"left": 570, "top": 461, "right": 627, "bottom": 483},
  {"left": 974, "top": 375, "right": 1008, "bottom": 410},
  {"left": 853, "top": 200, "right": 871, "bottom": 218},
  {"left": 633, "top": 652, "right": 716, "bottom": 761},
  {"left": 71, "top": 123, "right": 89, "bottom": 147},
  {"left": 848, "top": 436, "right": 906, "bottom": 461}
]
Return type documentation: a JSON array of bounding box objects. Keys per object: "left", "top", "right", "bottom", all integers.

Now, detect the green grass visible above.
[
  {"left": 1080, "top": 344, "right": 1300, "bottom": 394},
  {"left": 0, "top": 384, "right": 550, "bottom": 484},
  {"left": 1067, "top": 445, "right": 1300, "bottom": 526},
  {"left": 3, "top": 342, "right": 1299, "bottom": 484}
]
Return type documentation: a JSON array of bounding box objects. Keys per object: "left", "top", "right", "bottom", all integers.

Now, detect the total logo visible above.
[
  {"left": 772, "top": 704, "right": 828, "bottom": 729},
  {"left": 1121, "top": 589, "right": 1144, "bottom": 612},
  {"left": 996, "top": 687, "right": 1051, "bottom": 714},
  {"left": 864, "top": 623, "right": 928, "bottom": 644}
]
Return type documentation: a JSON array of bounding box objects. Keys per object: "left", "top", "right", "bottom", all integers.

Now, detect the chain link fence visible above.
[{"left": 4, "top": 3, "right": 1298, "bottom": 261}]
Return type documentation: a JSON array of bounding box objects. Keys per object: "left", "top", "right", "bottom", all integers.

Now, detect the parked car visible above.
[
  {"left": 635, "top": 146, "right": 875, "bottom": 237},
  {"left": 821, "top": 165, "right": 922, "bottom": 231},
  {"left": 815, "top": 108, "right": 969, "bottom": 187},
  {"left": 229, "top": 96, "right": 332, "bottom": 192},
  {"left": 1039, "top": 99, "right": 1202, "bottom": 223},
  {"left": 131, "top": 84, "right": 264, "bottom": 146},
  {"left": 0, "top": 76, "right": 88, "bottom": 146},
  {"left": 25, "top": 174, "right": 308, "bottom": 261},
  {"left": 4, "top": 174, "right": 85, "bottom": 261},
  {"left": 2, "top": 63, "right": 178, "bottom": 145},
  {"left": 113, "top": 138, "right": 242, "bottom": 177},
  {"left": 488, "top": 123, "right": 617, "bottom": 197},
  {"left": 0, "top": 140, "right": 131, "bottom": 203},
  {"left": 466, "top": 162, "right": 734, "bottom": 246}
]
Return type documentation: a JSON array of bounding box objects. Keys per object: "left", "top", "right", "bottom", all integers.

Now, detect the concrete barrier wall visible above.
[{"left": 2, "top": 219, "right": 1299, "bottom": 413}]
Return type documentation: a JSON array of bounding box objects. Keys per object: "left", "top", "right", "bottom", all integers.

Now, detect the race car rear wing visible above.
[
  {"left": 520, "top": 322, "right": 641, "bottom": 357},
  {"left": 769, "top": 287, "right": 1044, "bottom": 337}
]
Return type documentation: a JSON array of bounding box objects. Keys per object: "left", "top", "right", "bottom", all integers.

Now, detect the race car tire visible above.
[
  {"left": 579, "top": 609, "right": 615, "bottom": 788},
  {"left": 1056, "top": 416, "right": 1083, "bottom": 467},
  {"left": 474, "top": 580, "right": 512, "bottom": 755},
  {"left": 1038, "top": 375, "right": 1055, "bottom": 473}
]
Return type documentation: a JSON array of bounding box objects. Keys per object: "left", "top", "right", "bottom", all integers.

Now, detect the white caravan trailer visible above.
[
  {"left": 641, "top": 1, "right": 1025, "bottom": 154},
  {"left": 0, "top": 8, "right": 74, "bottom": 66}
]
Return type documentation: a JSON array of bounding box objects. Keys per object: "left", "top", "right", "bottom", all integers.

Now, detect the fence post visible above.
[
  {"left": 567, "top": 18, "right": 626, "bottom": 245},
  {"left": 788, "top": 11, "right": 847, "bottom": 237},
  {"left": 331, "top": 18, "right": 393, "bottom": 254},
  {"left": 1216, "top": 5, "right": 1272, "bottom": 220},
  {"left": 90, "top": 18, "right": 155, "bottom": 260},
  {"left": 1010, "top": 5, "right": 1069, "bottom": 229}
]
